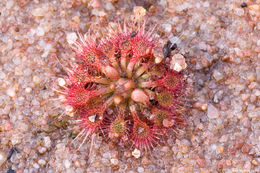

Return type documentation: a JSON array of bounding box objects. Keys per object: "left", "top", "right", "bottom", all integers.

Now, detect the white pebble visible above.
[
  {"left": 65, "top": 105, "right": 73, "bottom": 113},
  {"left": 0, "top": 151, "right": 6, "bottom": 166},
  {"left": 213, "top": 70, "right": 223, "bottom": 81},
  {"left": 162, "top": 23, "right": 172, "bottom": 33},
  {"left": 33, "top": 76, "right": 41, "bottom": 84},
  {"left": 66, "top": 32, "right": 78, "bottom": 45},
  {"left": 170, "top": 54, "right": 187, "bottom": 72},
  {"left": 25, "top": 87, "right": 32, "bottom": 93},
  {"left": 6, "top": 88, "right": 16, "bottom": 97},
  {"left": 58, "top": 78, "right": 66, "bottom": 87},
  {"left": 43, "top": 136, "right": 52, "bottom": 148},
  {"left": 137, "top": 167, "right": 144, "bottom": 173},
  {"left": 38, "top": 147, "right": 47, "bottom": 154},
  {"left": 207, "top": 104, "right": 220, "bottom": 119},
  {"left": 6, "top": 0, "right": 14, "bottom": 9},
  {"left": 203, "top": 1, "right": 209, "bottom": 7},
  {"left": 248, "top": 108, "right": 260, "bottom": 118},
  {"left": 132, "top": 148, "right": 141, "bottom": 158},
  {"left": 64, "top": 159, "right": 71, "bottom": 169},
  {"left": 36, "top": 27, "right": 45, "bottom": 37},
  {"left": 11, "top": 134, "right": 22, "bottom": 145},
  {"left": 88, "top": 115, "right": 96, "bottom": 123},
  {"left": 31, "top": 7, "right": 47, "bottom": 17},
  {"left": 38, "top": 159, "right": 46, "bottom": 166},
  {"left": 33, "top": 163, "right": 40, "bottom": 169},
  {"left": 24, "top": 68, "right": 32, "bottom": 76},
  {"left": 0, "top": 71, "right": 6, "bottom": 79},
  {"left": 110, "top": 158, "right": 119, "bottom": 165},
  {"left": 234, "top": 8, "right": 244, "bottom": 16},
  {"left": 257, "top": 40, "right": 260, "bottom": 47}
]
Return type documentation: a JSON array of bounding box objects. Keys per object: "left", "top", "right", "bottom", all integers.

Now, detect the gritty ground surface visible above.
[{"left": 0, "top": 0, "right": 260, "bottom": 173}]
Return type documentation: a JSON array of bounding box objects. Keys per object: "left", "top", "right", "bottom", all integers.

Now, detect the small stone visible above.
[
  {"left": 6, "top": 88, "right": 16, "bottom": 97},
  {"left": 241, "top": 143, "right": 251, "bottom": 153},
  {"left": 133, "top": 6, "right": 146, "bottom": 21},
  {"left": 248, "top": 82, "right": 258, "bottom": 89},
  {"left": 256, "top": 66, "right": 260, "bottom": 81},
  {"left": 234, "top": 48, "right": 243, "bottom": 57},
  {"left": 161, "top": 146, "right": 170, "bottom": 153},
  {"left": 248, "top": 107, "right": 260, "bottom": 118},
  {"left": 226, "top": 160, "right": 232, "bottom": 166},
  {"left": 255, "top": 90, "right": 260, "bottom": 97},
  {"left": 249, "top": 4, "right": 260, "bottom": 17},
  {"left": 251, "top": 160, "right": 258, "bottom": 166},
  {"left": 43, "top": 136, "right": 51, "bottom": 148},
  {"left": 163, "top": 118, "right": 174, "bottom": 128},
  {"left": 1, "top": 120, "right": 12, "bottom": 131},
  {"left": 36, "top": 27, "right": 45, "bottom": 36},
  {"left": 38, "top": 159, "right": 46, "bottom": 166},
  {"left": 180, "top": 144, "right": 189, "bottom": 154},
  {"left": 234, "top": 8, "right": 244, "bottom": 16},
  {"left": 0, "top": 151, "right": 7, "bottom": 166},
  {"left": 222, "top": 55, "right": 234, "bottom": 63},
  {"left": 33, "top": 76, "right": 41, "bottom": 84},
  {"left": 194, "top": 102, "right": 208, "bottom": 111},
  {"left": 91, "top": 9, "right": 107, "bottom": 16},
  {"left": 137, "top": 167, "right": 144, "bottom": 173},
  {"left": 58, "top": 78, "right": 66, "bottom": 87},
  {"left": 88, "top": 114, "right": 96, "bottom": 123},
  {"left": 154, "top": 56, "right": 163, "bottom": 64},
  {"left": 170, "top": 166, "right": 177, "bottom": 173},
  {"left": 75, "top": 160, "right": 81, "bottom": 167},
  {"left": 201, "top": 103, "right": 208, "bottom": 111},
  {"left": 109, "top": 0, "right": 118, "bottom": 3},
  {"left": 257, "top": 40, "right": 260, "bottom": 47},
  {"left": 33, "top": 163, "right": 40, "bottom": 169},
  {"left": 110, "top": 158, "right": 119, "bottom": 165},
  {"left": 162, "top": 23, "right": 172, "bottom": 33},
  {"left": 91, "top": 0, "right": 101, "bottom": 8},
  {"left": 170, "top": 54, "right": 187, "bottom": 72},
  {"left": 190, "top": 135, "right": 196, "bottom": 142},
  {"left": 64, "top": 159, "right": 71, "bottom": 169},
  {"left": 11, "top": 134, "right": 22, "bottom": 145},
  {"left": 123, "top": 151, "right": 131, "bottom": 158},
  {"left": 31, "top": 7, "right": 47, "bottom": 17},
  {"left": 213, "top": 90, "right": 224, "bottom": 103},
  {"left": 38, "top": 147, "right": 47, "bottom": 154},
  {"left": 213, "top": 70, "right": 223, "bottom": 81},
  {"left": 216, "top": 146, "right": 224, "bottom": 154},
  {"left": 6, "top": 1, "right": 14, "bottom": 9},
  {"left": 24, "top": 68, "right": 32, "bottom": 76},
  {"left": 244, "top": 161, "right": 251, "bottom": 170},
  {"left": 201, "top": 58, "right": 210, "bottom": 68},
  {"left": 25, "top": 87, "right": 32, "bottom": 93},
  {"left": 141, "top": 156, "right": 150, "bottom": 165},
  {"left": 0, "top": 71, "right": 6, "bottom": 79},
  {"left": 132, "top": 148, "right": 141, "bottom": 158},
  {"left": 66, "top": 32, "right": 78, "bottom": 45},
  {"left": 241, "top": 94, "right": 250, "bottom": 101},
  {"left": 207, "top": 104, "right": 219, "bottom": 119},
  {"left": 196, "top": 157, "right": 206, "bottom": 168},
  {"left": 248, "top": 74, "right": 256, "bottom": 82}
]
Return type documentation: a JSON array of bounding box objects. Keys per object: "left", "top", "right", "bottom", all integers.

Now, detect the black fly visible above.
[
  {"left": 163, "top": 40, "right": 177, "bottom": 60},
  {"left": 130, "top": 31, "right": 137, "bottom": 38}
]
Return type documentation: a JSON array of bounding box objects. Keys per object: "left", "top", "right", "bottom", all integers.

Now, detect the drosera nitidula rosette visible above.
[{"left": 56, "top": 22, "right": 188, "bottom": 154}]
